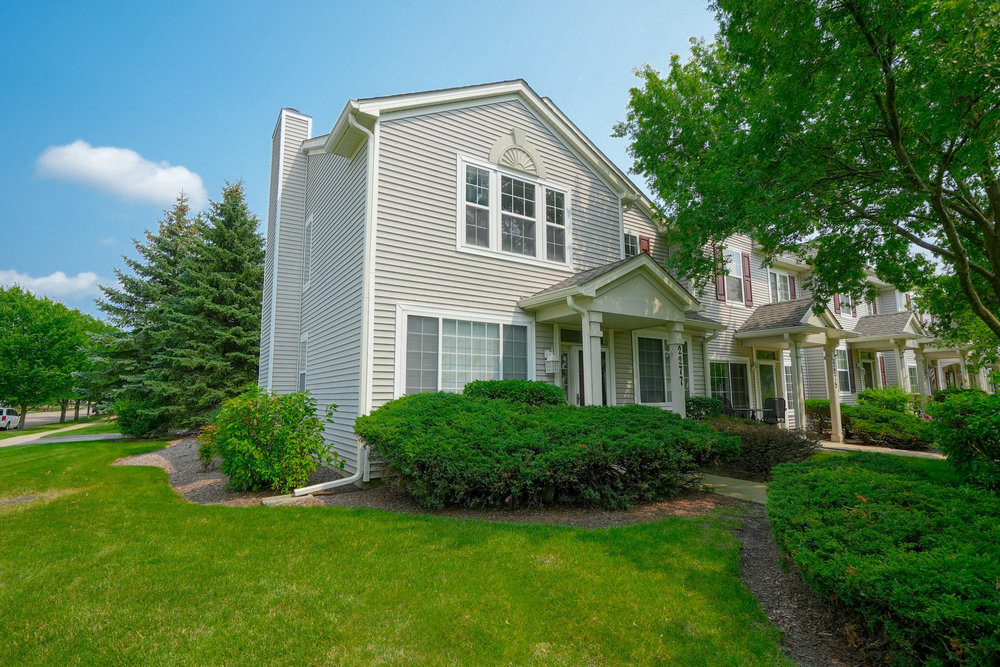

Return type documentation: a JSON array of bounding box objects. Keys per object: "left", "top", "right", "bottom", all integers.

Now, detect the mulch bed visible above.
[{"left": 115, "top": 437, "right": 882, "bottom": 664}]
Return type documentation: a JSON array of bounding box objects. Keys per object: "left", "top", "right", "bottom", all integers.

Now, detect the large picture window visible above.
[
  {"left": 710, "top": 360, "right": 750, "bottom": 409},
  {"left": 458, "top": 159, "right": 570, "bottom": 267},
  {"left": 404, "top": 313, "right": 530, "bottom": 395},
  {"left": 635, "top": 336, "right": 690, "bottom": 405}
]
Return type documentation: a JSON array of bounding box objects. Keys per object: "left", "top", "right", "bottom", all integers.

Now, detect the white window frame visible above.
[
  {"left": 302, "top": 215, "right": 313, "bottom": 291},
  {"left": 394, "top": 303, "right": 536, "bottom": 398},
  {"left": 709, "top": 357, "right": 752, "bottom": 410},
  {"left": 624, "top": 232, "right": 640, "bottom": 258},
  {"left": 455, "top": 156, "right": 573, "bottom": 271},
  {"left": 908, "top": 365, "right": 918, "bottom": 391},
  {"left": 768, "top": 269, "right": 792, "bottom": 304},
  {"left": 835, "top": 348, "right": 851, "bottom": 392},
  {"left": 723, "top": 248, "right": 746, "bottom": 306},
  {"left": 298, "top": 333, "right": 308, "bottom": 391},
  {"left": 632, "top": 330, "right": 692, "bottom": 407}
]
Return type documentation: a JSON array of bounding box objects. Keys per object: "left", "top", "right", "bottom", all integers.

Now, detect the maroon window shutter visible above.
[
  {"left": 879, "top": 355, "right": 887, "bottom": 386},
  {"left": 852, "top": 300, "right": 857, "bottom": 317},
  {"left": 848, "top": 349, "right": 857, "bottom": 393},
  {"left": 834, "top": 294, "right": 841, "bottom": 314},
  {"left": 872, "top": 299, "right": 878, "bottom": 314},
  {"left": 741, "top": 253, "right": 753, "bottom": 306},
  {"left": 714, "top": 246, "right": 726, "bottom": 301},
  {"left": 789, "top": 276, "right": 797, "bottom": 300},
  {"left": 905, "top": 293, "right": 912, "bottom": 310},
  {"left": 639, "top": 236, "right": 651, "bottom": 255}
]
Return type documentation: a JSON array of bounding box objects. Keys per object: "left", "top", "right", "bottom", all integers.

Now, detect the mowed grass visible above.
[
  {"left": 0, "top": 440, "right": 787, "bottom": 665},
  {"left": 0, "top": 413, "right": 104, "bottom": 440},
  {"left": 40, "top": 419, "right": 120, "bottom": 438}
]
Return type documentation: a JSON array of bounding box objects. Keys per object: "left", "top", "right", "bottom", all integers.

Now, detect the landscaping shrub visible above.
[
  {"left": 928, "top": 391, "right": 1000, "bottom": 492},
  {"left": 463, "top": 379, "right": 565, "bottom": 406},
  {"left": 114, "top": 395, "right": 169, "bottom": 438},
  {"left": 198, "top": 387, "right": 342, "bottom": 494},
  {"left": 769, "top": 454, "right": 1000, "bottom": 664},
  {"left": 857, "top": 385, "right": 910, "bottom": 413},
  {"left": 841, "top": 403, "right": 933, "bottom": 450},
  {"left": 705, "top": 416, "right": 818, "bottom": 480},
  {"left": 686, "top": 395, "right": 723, "bottom": 421},
  {"left": 354, "top": 392, "right": 739, "bottom": 509},
  {"left": 803, "top": 399, "right": 830, "bottom": 434},
  {"left": 933, "top": 387, "right": 987, "bottom": 402}
]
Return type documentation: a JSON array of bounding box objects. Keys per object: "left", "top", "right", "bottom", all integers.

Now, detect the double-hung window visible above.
[
  {"left": 298, "top": 335, "right": 308, "bottom": 391},
  {"left": 723, "top": 250, "right": 744, "bottom": 304},
  {"left": 302, "top": 217, "right": 313, "bottom": 289},
  {"left": 624, "top": 233, "right": 639, "bottom": 258},
  {"left": 710, "top": 361, "right": 750, "bottom": 409},
  {"left": 635, "top": 336, "right": 689, "bottom": 405},
  {"left": 460, "top": 160, "right": 570, "bottom": 267},
  {"left": 404, "top": 313, "right": 530, "bottom": 395},
  {"left": 769, "top": 271, "right": 791, "bottom": 303},
  {"left": 835, "top": 349, "right": 851, "bottom": 390}
]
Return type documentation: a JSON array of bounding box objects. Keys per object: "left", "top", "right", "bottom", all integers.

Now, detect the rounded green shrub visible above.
[
  {"left": 841, "top": 403, "right": 932, "bottom": 450},
  {"left": 198, "top": 387, "right": 343, "bottom": 494},
  {"left": 933, "top": 387, "right": 987, "bottom": 403},
  {"left": 354, "top": 393, "right": 739, "bottom": 509},
  {"left": 706, "top": 416, "right": 818, "bottom": 480},
  {"left": 114, "top": 395, "right": 170, "bottom": 438},
  {"left": 928, "top": 391, "right": 1000, "bottom": 492},
  {"left": 803, "top": 399, "right": 830, "bottom": 433},
  {"left": 857, "top": 385, "right": 911, "bottom": 413},
  {"left": 462, "top": 379, "right": 566, "bottom": 406},
  {"left": 686, "top": 395, "right": 723, "bottom": 420}
]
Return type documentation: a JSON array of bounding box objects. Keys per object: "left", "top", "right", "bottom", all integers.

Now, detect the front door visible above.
[
  {"left": 758, "top": 362, "right": 778, "bottom": 404},
  {"left": 568, "top": 346, "right": 610, "bottom": 406}
]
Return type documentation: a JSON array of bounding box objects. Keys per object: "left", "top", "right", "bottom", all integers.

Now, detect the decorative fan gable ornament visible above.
[{"left": 488, "top": 128, "right": 546, "bottom": 178}]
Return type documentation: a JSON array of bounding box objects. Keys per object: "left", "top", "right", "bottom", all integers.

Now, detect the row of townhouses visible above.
[{"left": 258, "top": 80, "right": 991, "bottom": 478}]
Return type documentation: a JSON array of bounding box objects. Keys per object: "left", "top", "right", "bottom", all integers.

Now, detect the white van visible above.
[{"left": 1, "top": 408, "right": 21, "bottom": 431}]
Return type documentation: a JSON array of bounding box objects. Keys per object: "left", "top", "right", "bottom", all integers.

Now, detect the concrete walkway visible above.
[
  {"left": 0, "top": 419, "right": 116, "bottom": 448},
  {"left": 820, "top": 441, "right": 946, "bottom": 460},
  {"left": 701, "top": 474, "right": 768, "bottom": 505}
]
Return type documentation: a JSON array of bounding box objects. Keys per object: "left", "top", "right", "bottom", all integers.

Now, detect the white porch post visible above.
[
  {"left": 915, "top": 347, "right": 929, "bottom": 397},
  {"left": 585, "top": 312, "right": 603, "bottom": 405},
  {"left": 789, "top": 337, "right": 806, "bottom": 431},
  {"left": 824, "top": 343, "right": 844, "bottom": 443},
  {"left": 667, "top": 325, "right": 686, "bottom": 418},
  {"left": 959, "top": 351, "right": 970, "bottom": 388},
  {"left": 934, "top": 359, "right": 942, "bottom": 392},
  {"left": 896, "top": 343, "right": 911, "bottom": 393}
]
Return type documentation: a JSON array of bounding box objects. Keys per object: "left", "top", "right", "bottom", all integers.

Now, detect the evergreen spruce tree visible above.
[{"left": 149, "top": 182, "right": 264, "bottom": 427}]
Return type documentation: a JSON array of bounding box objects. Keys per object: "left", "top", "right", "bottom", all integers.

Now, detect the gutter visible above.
[{"left": 290, "top": 110, "right": 376, "bottom": 498}]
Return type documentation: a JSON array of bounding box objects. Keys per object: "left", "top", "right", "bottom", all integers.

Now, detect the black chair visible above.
[
  {"left": 762, "top": 397, "right": 787, "bottom": 426},
  {"left": 721, "top": 396, "right": 736, "bottom": 417}
]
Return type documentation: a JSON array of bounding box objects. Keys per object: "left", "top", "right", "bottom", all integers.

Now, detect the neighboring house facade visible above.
[{"left": 259, "top": 80, "right": 988, "bottom": 478}]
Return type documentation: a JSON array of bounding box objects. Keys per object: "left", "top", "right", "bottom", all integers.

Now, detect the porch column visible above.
[
  {"left": 824, "top": 343, "right": 844, "bottom": 443},
  {"left": 959, "top": 351, "right": 970, "bottom": 388},
  {"left": 896, "top": 343, "right": 911, "bottom": 393},
  {"left": 789, "top": 337, "right": 806, "bottom": 431},
  {"left": 584, "top": 312, "right": 603, "bottom": 405},
  {"left": 914, "top": 347, "right": 929, "bottom": 397},
  {"left": 934, "top": 359, "right": 942, "bottom": 392},
  {"left": 667, "top": 324, "right": 686, "bottom": 418}
]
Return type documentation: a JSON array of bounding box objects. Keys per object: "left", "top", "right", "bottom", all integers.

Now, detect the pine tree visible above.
[{"left": 149, "top": 182, "right": 264, "bottom": 427}]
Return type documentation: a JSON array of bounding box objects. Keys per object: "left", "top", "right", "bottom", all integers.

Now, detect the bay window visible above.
[{"left": 459, "top": 159, "right": 570, "bottom": 266}]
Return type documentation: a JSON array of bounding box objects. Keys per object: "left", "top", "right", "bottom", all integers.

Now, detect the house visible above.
[{"left": 259, "top": 80, "right": 989, "bottom": 479}]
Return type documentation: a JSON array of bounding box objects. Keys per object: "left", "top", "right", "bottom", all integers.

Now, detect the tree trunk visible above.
[
  {"left": 87, "top": 401, "right": 92, "bottom": 416},
  {"left": 17, "top": 404, "right": 28, "bottom": 430},
  {"left": 59, "top": 399, "right": 69, "bottom": 423},
  {"left": 74, "top": 399, "right": 80, "bottom": 421}
]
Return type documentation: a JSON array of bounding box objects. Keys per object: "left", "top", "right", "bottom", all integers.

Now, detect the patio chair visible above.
[
  {"left": 762, "top": 397, "right": 786, "bottom": 426},
  {"left": 721, "top": 396, "right": 736, "bottom": 417}
]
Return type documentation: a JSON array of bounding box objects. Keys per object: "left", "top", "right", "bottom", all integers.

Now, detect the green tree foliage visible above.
[
  {"left": 147, "top": 182, "right": 264, "bottom": 428},
  {"left": 616, "top": 1, "right": 1000, "bottom": 344},
  {"left": 0, "top": 286, "right": 91, "bottom": 425}
]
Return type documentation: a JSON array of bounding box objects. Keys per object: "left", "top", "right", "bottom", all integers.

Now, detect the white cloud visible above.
[
  {"left": 37, "top": 140, "right": 208, "bottom": 208},
  {"left": 99, "top": 236, "right": 118, "bottom": 247},
  {"left": 0, "top": 269, "right": 102, "bottom": 300}
]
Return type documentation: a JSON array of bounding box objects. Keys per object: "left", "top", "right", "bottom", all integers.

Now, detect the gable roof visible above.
[
  {"left": 308, "top": 80, "right": 656, "bottom": 219},
  {"left": 853, "top": 311, "right": 927, "bottom": 339},
  {"left": 737, "top": 299, "right": 841, "bottom": 334}
]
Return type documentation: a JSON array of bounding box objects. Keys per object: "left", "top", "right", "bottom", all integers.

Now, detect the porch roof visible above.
[
  {"left": 733, "top": 298, "right": 852, "bottom": 347},
  {"left": 850, "top": 311, "right": 929, "bottom": 350}
]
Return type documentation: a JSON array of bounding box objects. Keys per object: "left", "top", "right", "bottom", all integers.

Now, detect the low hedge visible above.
[
  {"left": 803, "top": 399, "right": 830, "bottom": 434},
  {"left": 933, "top": 387, "right": 987, "bottom": 403},
  {"left": 928, "top": 391, "right": 1000, "bottom": 492},
  {"left": 841, "top": 403, "right": 933, "bottom": 450},
  {"left": 856, "top": 385, "right": 911, "bottom": 413},
  {"left": 769, "top": 454, "right": 1000, "bottom": 664},
  {"left": 354, "top": 392, "right": 739, "bottom": 509},
  {"left": 706, "top": 416, "right": 818, "bottom": 480},
  {"left": 686, "top": 395, "right": 723, "bottom": 420},
  {"left": 462, "top": 379, "right": 565, "bottom": 406}
]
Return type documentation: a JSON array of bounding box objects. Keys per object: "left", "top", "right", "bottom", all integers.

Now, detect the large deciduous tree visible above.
[{"left": 616, "top": 1, "right": 1000, "bottom": 345}]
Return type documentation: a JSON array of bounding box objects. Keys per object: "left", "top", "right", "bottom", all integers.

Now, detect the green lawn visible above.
[
  {"left": 0, "top": 414, "right": 104, "bottom": 440},
  {"left": 0, "top": 439, "right": 787, "bottom": 665},
  {"left": 40, "top": 419, "right": 120, "bottom": 438}
]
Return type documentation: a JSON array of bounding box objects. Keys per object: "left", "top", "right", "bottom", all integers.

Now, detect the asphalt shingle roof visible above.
[
  {"left": 853, "top": 311, "right": 918, "bottom": 337},
  {"left": 737, "top": 299, "right": 815, "bottom": 333}
]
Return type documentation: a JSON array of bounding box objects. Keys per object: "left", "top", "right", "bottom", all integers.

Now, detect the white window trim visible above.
[
  {"left": 393, "top": 303, "right": 536, "bottom": 398},
  {"left": 302, "top": 215, "right": 313, "bottom": 292},
  {"left": 631, "top": 330, "right": 692, "bottom": 407},
  {"left": 722, "top": 247, "right": 748, "bottom": 308},
  {"left": 298, "top": 332, "right": 308, "bottom": 392},
  {"left": 455, "top": 155, "right": 574, "bottom": 272},
  {"left": 768, "top": 268, "right": 792, "bottom": 304},
  {"left": 708, "top": 356, "right": 752, "bottom": 408},
  {"left": 624, "top": 231, "right": 640, "bottom": 258}
]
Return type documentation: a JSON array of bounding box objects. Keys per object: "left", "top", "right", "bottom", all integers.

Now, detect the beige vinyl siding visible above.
[
  {"left": 622, "top": 207, "right": 666, "bottom": 264},
  {"left": 300, "top": 148, "right": 368, "bottom": 469},
  {"left": 613, "top": 330, "right": 635, "bottom": 404},
  {"left": 370, "top": 98, "right": 625, "bottom": 407},
  {"left": 259, "top": 124, "right": 281, "bottom": 386},
  {"left": 877, "top": 288, "right": 900, "bottom": 314},
  {"left": 263, "top": 110, "right": 311, "bottom": 393}
]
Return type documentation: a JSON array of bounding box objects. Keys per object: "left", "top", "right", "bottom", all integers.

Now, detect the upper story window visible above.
[
  {"left": 834, "top": 293, "right": 855, "bottom": 316},
  {"left": 723, "top": 250, "right": 744, "bottom": 304},
  {"left": 459, "top": 159, "right": 571, "bottom": 268},
  {"left": 624, "top": 233, "right": 639, "bottom": 258},
  {"left": 769, "top": 271, "right": 791, "bottom": 303}
]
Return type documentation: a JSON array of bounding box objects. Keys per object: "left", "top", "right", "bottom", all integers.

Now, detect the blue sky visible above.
[{"left": 1, "top": 0, "right": 717, "bottom": 316}]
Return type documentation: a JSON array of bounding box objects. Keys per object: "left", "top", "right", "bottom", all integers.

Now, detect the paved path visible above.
[
  {"left": 0, "top": 420, "right": 116, "bottom": 448},
  {"left": 819, "top": 441, "right": 946, "bottom": 460},
  {"left": 701, "top": 474, "right": 767, "bottom": 505}
]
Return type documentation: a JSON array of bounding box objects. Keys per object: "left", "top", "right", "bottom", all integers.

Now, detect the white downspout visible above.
[{"left": 292, "top": 110, "right": 375, "bottom": 497}]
